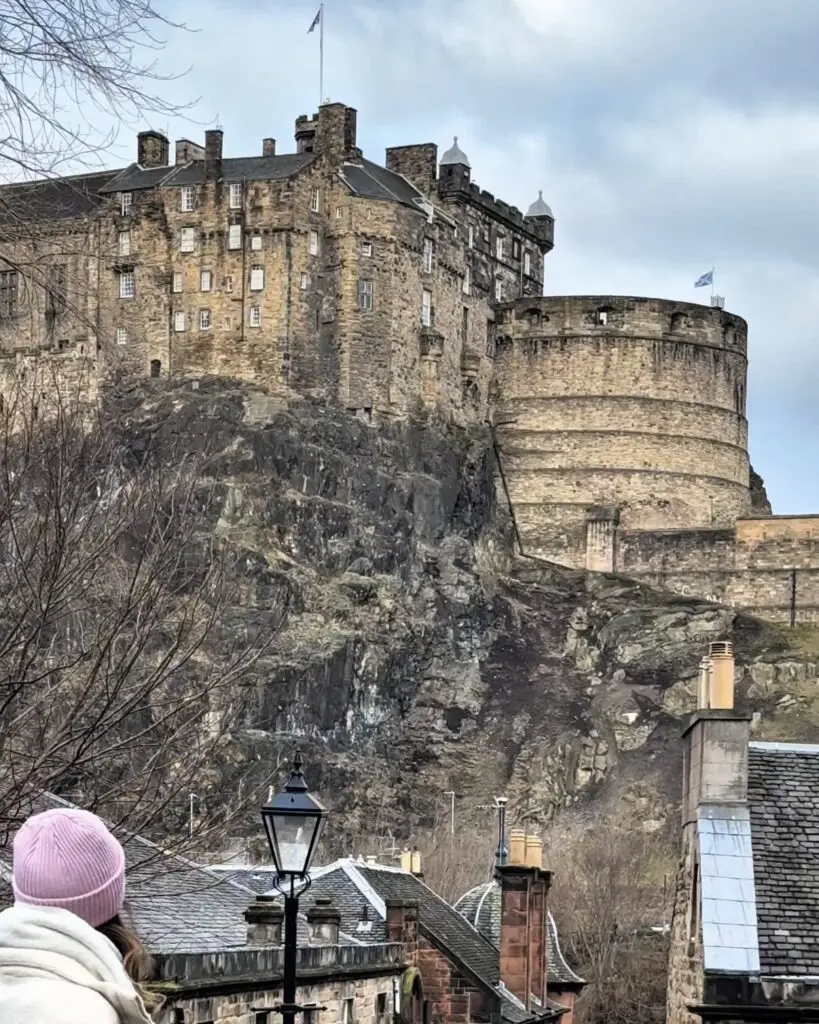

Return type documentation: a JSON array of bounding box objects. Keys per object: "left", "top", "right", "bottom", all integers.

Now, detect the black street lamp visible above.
[{"left": 261, "top": 750, "right": 328, "bottom": 1024}]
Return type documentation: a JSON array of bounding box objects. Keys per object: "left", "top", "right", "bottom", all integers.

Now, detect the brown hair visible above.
[{"left": 97, "top": 913, "right": 162, "bottom": 1013}]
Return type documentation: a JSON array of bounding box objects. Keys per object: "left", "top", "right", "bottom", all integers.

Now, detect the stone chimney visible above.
[
  {"left": 496, "top": 829, "right": 551, "bottom": 1009},
  {"left": 306, "top": 897, "right": 340, "bottom": 946},
  {"left": 385, "top": 144, "right": 438, "bottom": 194},
  {"left": 262, "top": 138, "right": 276, "bottom": 157},
  {"left": 295, "top": 114, "right": 318, "bottom": 154},
  {"left": 175, "top": 139, "right": 205, "bottom": 166},
  {"left": 137, "top": 130, "right": 169, "bottom": 168},
  {"left": 205, "top": 129, "right": 223, "bottom": 178},
  {"left": 682, "top": 641, "right": 751, "bottom": 829},
  {"left": 385, "top": 898, "right": 419, "bottom": 959},
  {"left": 316, "top": 103, "right": 359, "bottom": 162},
  {"left": 244, "top": 894, "right": 283, "bottom": 946}
]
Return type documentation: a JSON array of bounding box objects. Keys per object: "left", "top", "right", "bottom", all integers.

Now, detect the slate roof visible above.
[
  {"left": 0, "top": 170, "right": 124, "bottom": 223},
  {"left": 100, "top": 153, "right": 315, "bottom": 193},
  {"left": 454, "top": 880, "right": 585, "bottom": 987},
  {"left": 747, "top": 741, "right": 819, "bottom": 977}
]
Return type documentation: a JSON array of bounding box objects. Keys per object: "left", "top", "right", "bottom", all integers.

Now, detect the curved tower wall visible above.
[{"left": 494, "top": 296, "right": 752, "bottom": 566}]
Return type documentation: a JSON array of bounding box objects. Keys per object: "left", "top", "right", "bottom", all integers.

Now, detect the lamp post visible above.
[{"left": 261, "top": 750, "right": 328, "bottom": 1024}]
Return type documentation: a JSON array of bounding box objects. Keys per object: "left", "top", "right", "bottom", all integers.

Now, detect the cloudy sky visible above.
[{"left": 110, "top": 0, "right": 818, "bottom": 512}]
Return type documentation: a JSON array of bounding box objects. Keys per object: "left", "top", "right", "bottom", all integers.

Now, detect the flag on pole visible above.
[
  {"left": 307, "top": 6, "right": 321, "bottom": 32},
  {"left": 694, "top": 270, "right": 713, "bottom": 288}
]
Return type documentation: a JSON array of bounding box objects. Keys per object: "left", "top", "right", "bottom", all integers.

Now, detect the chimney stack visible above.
[
  {"left": 306, "top": 897, "right": 340, "bottom": 946},
  {"left": 385, "top": 899, "right": 419, "bottom": 959},
  {"left": 137, "top": 130, "right": 169, "bottom": 168},
  {"left": 262, "top": 138, "right": 276, "bottom": 157},
  {"left": 175, "top": 139, "right": 205, "bottom": 166},
  {"left": 244, "top": 894, "right": 283, "bottom": 946},
  {"left": 205, "top": 128, "right": 223, "bottom": 178}
]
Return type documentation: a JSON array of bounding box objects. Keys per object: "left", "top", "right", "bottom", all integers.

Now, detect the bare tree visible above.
[{"left": 0, "top": 368, "right": 286, "bottom": 860}]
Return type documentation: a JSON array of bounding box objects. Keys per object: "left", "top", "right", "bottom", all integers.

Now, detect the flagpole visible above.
[{"left": 319, "top": 1, "right": 324, "bottom": 106}]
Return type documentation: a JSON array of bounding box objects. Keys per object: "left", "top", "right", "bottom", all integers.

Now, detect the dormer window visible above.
[
  {"left": 119, "top": 192, "right": 132, "bottom": 216},
  {"left": 181, "top": 186, "right": 196, "bottom": 212},
  {"left": 229, "top": 183, "right": 242, "bottom": 209}
]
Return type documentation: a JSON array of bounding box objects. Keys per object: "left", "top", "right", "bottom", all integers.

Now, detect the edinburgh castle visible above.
[{"left": 1, "top": 100, "right": 818, "bottom": 623}]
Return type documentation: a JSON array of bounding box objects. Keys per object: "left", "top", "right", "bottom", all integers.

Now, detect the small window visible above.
[
  {"left": 597, "top": 310, "right": 608, "bottom": 325},
  {"left": 335, "top": 207, "right": 342, "bottom": 219},
  {"left": 513, "top": 239, "right": 521, "bottom": 259},
  {"left": 423, "top": 238, "right": 434, "bottom": 274},
  {"left": 120, "top": 192, "right": 132, "bottom": 215},
  {"left": 463, "top": 268, "right": 470, "bottom": 295},
  {"left": 116, "top": 327, "right": 128, "bottom": 346},
  {"left": 174, "top": 311, "right": 186, "bottom": 332},
  {"left": 223, "top": 315, "right": 232, "bottom": 330},
  {"left": 172, "top": 271, "right": 183, "bottom": 293},
  {"left": 468, "top": 225, "right": 474, "bottom": 249},
  {"left": 523, "top": 251, "right": 531, "bottom": 276},
  {"left": 200, "top": 270, "right": 212, "bottom": 292},
  {"left": 228, "top": 224, "right": 242, "bottom": 250},
  {"left": 300, "top": 272, "right": 309, "bottom": 291},
  {"left": 150, "top": 358, "right": 161, "bottom": 378},
  {"left": 309, "top": 230, "right": 319, "bottom": 256},
  {"left": 310, "top": 186, "right": 320, "bottom": 212},
  {"left": 180, "top": 227, "right": 195, "bottom": 253},
  {"left": 361, "top": 241, "right": 373, "bottom": 257},
  {"left": 496, "top": 237, "right": 505, "bottom": 261},
  {"left": 0, "top": 270, "right": 19, "bottom": 318},
  {"left": 358, "top": 279, "right": 373, "bottom": 311},
  {"left": 224, "top": 275, "right": 233, "bottom": 292},
  {"left": 494, "top": 278, "right": 503, "bottom": 302},
  {"left": 181, "top": 186, "right": 196, "bottom": 212},
  {"left": 118, "top": 230, "right": 131, "bottom": 257},
  {"left": 249, "top": 306, "right": 261, "bottom": 327},
  {"left": 119, "top": 269, "right": 135, "bottom": 299},
  {"left": 462, "top": 305, "right": 469, "bottom": 340},
  {"left": 251, "top": 232, "right": 262, "bottom": 251},
  {"left": 342, "top": 998, "right": 355, "bottom": 1024},
  {"left": 250, "top": 266, "right": 264, "bottom": 291},
  {"left": 199, "top": 308, "right": 211, "bottom": 331},
  {"left": 376, "top": 993, "right": 388, "bottom": 1024},
  {"left": 421, "top": 289, "right": 432, "bottom": 327},
  {"left": 229, "top": 183, "right": 242, "bottom": 209},
  {"left": 483, "top": 226, "right": 489, "bottom": 243}
]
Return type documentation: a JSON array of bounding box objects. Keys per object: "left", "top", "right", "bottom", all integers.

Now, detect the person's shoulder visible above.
[{"left": 0, "top": 978, "right": 121, "bottom": 1024}]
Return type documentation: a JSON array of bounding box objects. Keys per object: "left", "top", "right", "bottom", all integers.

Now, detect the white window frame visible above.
[
  {"left": 228, "top": 224, "right": 242, "bottom": 250},
  {"left": 229, "top": 182, "right": 242, "bottom": 210},
  {"left": 421, "top": 289, "right": 432, "bottom": 327},
  {"left": 335, "top": 207, "right": 342, "bottom": 219},
  {"left": 223, "top": 314, "right": 232, "bottom": 330},
  {"left": 358, "top": 279, "right": 374, "bottom": 311},
  {"left": 172, "top": 271, "right": 183, "bottom": 293},
  {"left": 300, "top": 272, "right": 309, "bottom": 291},
  {"left": 180, "top": 227, "right": 195, "bottom": 253},
  {"left": 224, "top": 275, "right": 233, "bottom": 292},
  {"left": 181, "top": 186, "right": 196, "bottom": 212},
  {"left": 249, "top": 306, "right": 261, "bottom": 328},
  {"left": 116, "top": 327, "right": 128, "bottom": 346},
  {"left": 496, "top": 237, "right": 505, "bottom": 261},
  {"left": 118, "top": 230, "right": 131, "bottom": 257},
  {"left": 468, "top": 225, "right": 474, "bottom": 248},
  {"left": 119, "top": 270, "right": 135, "bottom": 299},
  {"left": 495, "top": 278, "right": 503, "bottom": 302},
  {"left": 423, "top": 238, "right": 434, "bottom": 274},
  {"left": 120, "top": 192, "right": 132, "bottom": 215},
  {"left": 310, "top": 186, "right": 320, "bottom": 213},
  {"left": 250, "top": 266, "right": 264, "bottom": 291},
  {"left": 174, "top": 311, "right": 186, "bottom": 332},
  {"left": 308, "top": 230, "right": 319, "bottom": 256},
  {"left": 463, "top": 268, "right": 470, "bottom": 295},
  {"left": 361, "top": 241, "right": 373, "bottom": 257},
  {"left": 199, "top": 308, "right": 212, "bottom": 331},
  {"left": 524, "top": 251, "right": 531, "bottom": 276},
  {"left": 251, "top": 232, "right": 262, "bottom": 251},
  {"left": 200, "top": 270, "right": 212, "bottom": 292}
]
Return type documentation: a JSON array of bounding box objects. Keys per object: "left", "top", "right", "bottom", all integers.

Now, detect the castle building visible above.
[{"left": 0, "top": 102, "right": 553, "bottom": 422}]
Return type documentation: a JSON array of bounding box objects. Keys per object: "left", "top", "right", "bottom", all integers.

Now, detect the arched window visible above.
[{"left": 150, "top": 359, "right": 161, "bottom": 378}]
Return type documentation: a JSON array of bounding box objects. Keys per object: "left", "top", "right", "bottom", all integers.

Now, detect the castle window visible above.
[
  {"left": 463, "top": 268, "right": 470, "bottom": 295},
  {"left": 249, "top": 306, "right": 261, "bottom": 328},
  {"left": 300, "top": 272, "right": 309, "bottom": 291},
  {"left": 199, "top": 308, "right": 212, "bottom": 331},
  {"left": 228, "top": 224, "right": 242, "bottom": 250},
  {"left": 223, "top": 315, "right": 232, "bottom": 330},
  {"left": 361, "top": 241, "right": 373, "bottom": 257},
  {"left": 310, "top": 186, "right": 320, "bottom": 213},
  {"left": 513, "top": 239, "right": 521, "bottom": 259},
  {"left": 172, "top": 271, "right": 183, "bottom": 293},
  {"left": 421, "top": 289, "right": 432, "bottom": 327},
  {"left": 251, "top": 232, "right": 262, "bottom": 251},
  {"left": 116, "top": 327, "right": 128, "bottom": 345},
  {"left": 523, "top": 251, "right": 531, "bottom": 276},
  {"left": 46, "top": 265, "right": 67, "bottom": 316},
  {"left": 462, "top": 305, "right": 469, "bottom": 340},
  {"left": 358, "top": 279, "right": 374, "bottom": 311},
  {"left": 224, "top": 275, "right": 233, "bottom": 292},
  {"left": 597, "top": 310, "right": 608, "bottom": 325},
  {"left": 308, "top": 231, "right": 319, "bottom": 256},
  {"left": 423, "top": 238, "right": 434, "bottom": 274},
  {"left": 342, "top": 998, "right": 355, "bottom": 1024},
  {"left": 180, "top": 186, "right": 196, "bottom": 212},
  {"left": 483, "top": 226, "right": 489, "bottom": 243},
  {"left": 174, "top": 311, "right": 186, "bottom": 332},
  {"left": 150, "top": 359, "right": 161, "bottom": 377},
  {"left": 468, "top": 225, "right": 474, "bottom": 248},
  {"left": 250, "top": 266, "right": 264, "bottom": 291},
  {"left": 335, "top": 207, "right": 342, "bottom": 219},
  {"left": 119, "top": 269, "right": 135, "bottom": 299},
  {"left": 180, "top": 227, "right": 195, "bottom": 253},
  {"left": 486, "top": 318, "right": 496, "bottom": 357},
  {"left": 494, "top": 278, "right": 503, "bottom": 302},
  {"left": 0, "top": 270, "right": 18, "bottom": 318},
  {"left": 496, "top": 237, "right": 505, "bottom": 261},
  {"left": 119, "top": 192, "right": 132, "bottom": 215},
  {"left": 199, "top": 270, "right": 212, "bottom": 292},
  {"left": 229, "top": 182, "right": 242, "bottom": 209},
  {"left": 118, "top": 230, "right": 131, "bottom": 257}
]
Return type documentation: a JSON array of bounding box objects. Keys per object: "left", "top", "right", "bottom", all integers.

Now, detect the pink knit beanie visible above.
[{"left": 12, "top": 807, "right": 126, "bottom": 928}]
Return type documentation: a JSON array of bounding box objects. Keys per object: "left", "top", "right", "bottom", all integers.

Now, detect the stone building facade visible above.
[{"left": 1, "top": 101, "right": 818, "bottom": 623}]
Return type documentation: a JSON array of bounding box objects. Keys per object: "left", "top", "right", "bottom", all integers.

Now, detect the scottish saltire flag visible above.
[
  {"left": 307, "top": 6, "right": 321, "bottom": 32},
  {"left": 694, "top": 270, "right": 713, "bottom": 288}
]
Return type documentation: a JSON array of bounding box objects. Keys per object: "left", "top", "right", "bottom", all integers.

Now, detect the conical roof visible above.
[
  {"left": 440, "top": 136, "right": 471, "bottom": 168},
  {"left": 525, "top": 190, "right": 553, "bottom": 218}
]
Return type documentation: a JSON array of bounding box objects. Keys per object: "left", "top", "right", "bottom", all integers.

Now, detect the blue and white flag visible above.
[
  {"left": 694, "top": 270, "right": 713, "bottom": 288},
  {"left": 307, "top": 6, "right": 321, "bottom": 32}
]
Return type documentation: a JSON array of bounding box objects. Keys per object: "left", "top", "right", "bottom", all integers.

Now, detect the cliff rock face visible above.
[{"left": 108, "top": 380, "right": 816, "bottom": 850}]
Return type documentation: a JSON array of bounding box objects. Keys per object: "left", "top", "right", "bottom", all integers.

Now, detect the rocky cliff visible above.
[{"left": 107, "top": 379, "right": 818, "bottom": 853}]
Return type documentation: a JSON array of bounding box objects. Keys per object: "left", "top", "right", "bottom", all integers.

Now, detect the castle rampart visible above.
[{"left": 494, "top": 295, "right": 752, "bottom": 566}]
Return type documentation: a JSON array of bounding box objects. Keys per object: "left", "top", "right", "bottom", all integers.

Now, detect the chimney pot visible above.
[
  {"left": 709, "top": 640, "right": 735, "bottom": 709},
  {"left": 509, "top": 828, "right": 526, "bottom": 866},
  {"left": 410, "top": 849, "right": 422, "bottom": 877},
  {"left": 524, "top": 834, "right": 543, "bottom": 869}
]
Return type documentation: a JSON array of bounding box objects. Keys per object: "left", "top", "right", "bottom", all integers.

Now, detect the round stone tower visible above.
[{"left": 493, "top": 295, "right": 752, "bottom": 567}]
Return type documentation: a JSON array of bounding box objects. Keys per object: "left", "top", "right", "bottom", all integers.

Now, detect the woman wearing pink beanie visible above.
[{"left": 0, "top": 807, "right": 155, "bottom": 1023}]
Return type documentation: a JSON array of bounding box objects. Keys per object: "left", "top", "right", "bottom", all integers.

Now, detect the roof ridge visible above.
[{"left": 749, "top": 741, "right": 819, "bottom": 754}]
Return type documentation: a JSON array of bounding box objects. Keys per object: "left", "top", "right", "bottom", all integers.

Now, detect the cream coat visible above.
[{"left": 0, "top": 904, "right": 153, "bottom": 1024}]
